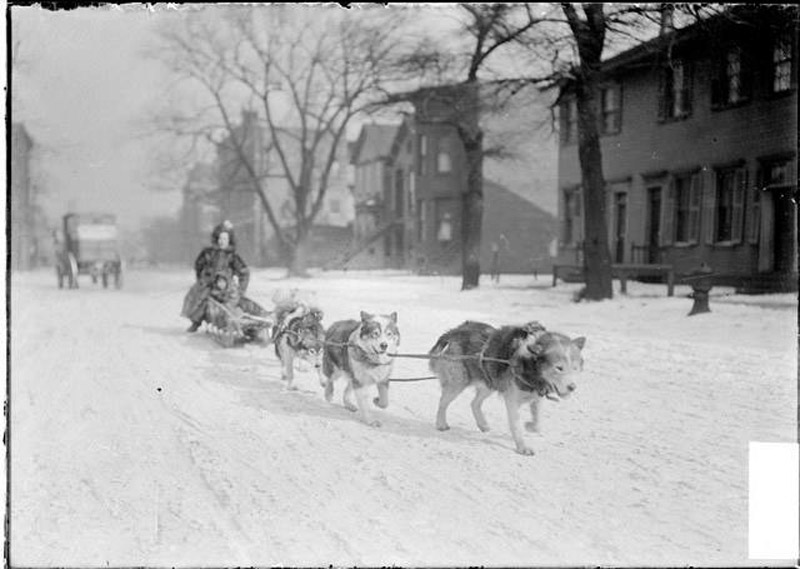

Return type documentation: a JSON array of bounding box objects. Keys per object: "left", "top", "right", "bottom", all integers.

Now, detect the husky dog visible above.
[
  {"left": 429, "top": 320, "right": 585, "bottom": 455},
  {"left": 321, "top": 311, "right": 400, "bottom": 427},
  {"left": 272, "top": 307, "right": 325, "bottom": 391}
]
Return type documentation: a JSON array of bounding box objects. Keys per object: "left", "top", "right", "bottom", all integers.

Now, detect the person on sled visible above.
[{"left": 181, "top": 220, "right": 251, "bottom": 333}]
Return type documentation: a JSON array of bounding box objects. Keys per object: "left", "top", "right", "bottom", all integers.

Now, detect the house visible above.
[
  {"left": 344, "top": 85, "right": 559, "bottom": 276},
  {"left": 347, "top": 123, "right": 401, "bottom": 269},
  {"left": 556, "top": 5, "right": 798, "bottom": 292},
  {"left": 216, "top": 109, "right": 355, "bottom": 267},
  {"left": 10, "top": 123, "right": 36, "bottom": 270}
]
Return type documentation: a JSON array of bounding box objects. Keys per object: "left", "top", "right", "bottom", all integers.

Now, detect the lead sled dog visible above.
[{"left": 428, "top": 320, "right": 586, "bottom": 455}]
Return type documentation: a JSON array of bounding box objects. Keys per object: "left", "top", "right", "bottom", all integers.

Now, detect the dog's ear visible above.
[
  {"left": 389, "top": 312, "right": 398, "bottom": 323},
  {"left": 573, "top": 336, "right": 586, "bottom": 350},
  {"left": 360, "top": 311, "right": 372, "bottom": 322}
]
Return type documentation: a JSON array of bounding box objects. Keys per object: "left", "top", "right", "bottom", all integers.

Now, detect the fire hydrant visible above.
[{"left": 686, "top": 262, "right": 714, "bottom": 316}]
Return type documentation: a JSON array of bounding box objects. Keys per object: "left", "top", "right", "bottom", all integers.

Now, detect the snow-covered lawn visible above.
[{"left": 8, "top": 268, "right": 797, "bottom": 566}]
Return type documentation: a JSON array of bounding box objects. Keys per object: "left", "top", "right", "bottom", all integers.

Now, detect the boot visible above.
[{"left": 186, "top": 320, "right": 201, "bottom": 333}]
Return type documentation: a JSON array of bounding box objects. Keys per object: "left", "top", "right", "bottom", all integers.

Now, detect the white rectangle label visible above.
[{"left": 749, "top": 441, "right": 799, "bottom": 560}]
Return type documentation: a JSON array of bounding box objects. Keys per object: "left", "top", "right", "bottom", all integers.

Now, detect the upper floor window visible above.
[
  {"left": 659, "top": 59, "right": 692, "bottom": 120},
  {"left": 436, "top": 138, "right": 452, "bottom": 173},
  {"left": 559, "top": 98, "right": 578, "bottom": 145},
  {"left": 712, "top": 46, "right": 752, "bottom": 108},
  {"left": 600, "top": 85, "right": 621, "bottom": 134},
  {"left": 417, "top": 134, "right": 428, "bottom": 176},
  {"left": 772, "top": 34, "right": 793, "bottom": 93}
]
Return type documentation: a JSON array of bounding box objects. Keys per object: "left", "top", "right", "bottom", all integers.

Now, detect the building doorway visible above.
[
  {"left": 646, "top": 187, "right": 662, "bottom": 264},
  {"left": 773, "top": 189, "right": 798, "bottom": 274},
  {"left": 614, "top": 192, "right": 627, "bottom": 263}
]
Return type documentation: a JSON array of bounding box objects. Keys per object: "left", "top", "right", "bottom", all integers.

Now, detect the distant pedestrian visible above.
[{"left": 490, "top": 233, "right": 510, "bottom": 283}]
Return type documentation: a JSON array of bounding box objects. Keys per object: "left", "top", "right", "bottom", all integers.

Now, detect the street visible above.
[{"left": 8, "top": 267, "right": 797, "bottom": 566}]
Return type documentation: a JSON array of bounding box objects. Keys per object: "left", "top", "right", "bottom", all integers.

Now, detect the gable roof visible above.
[{"left": 350, "top": 123, "right": 400, "bottom": 165}]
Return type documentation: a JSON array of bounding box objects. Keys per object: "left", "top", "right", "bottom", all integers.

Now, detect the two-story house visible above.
[{"left": 556, "top": 6, "right": 797, "bottom": 292}]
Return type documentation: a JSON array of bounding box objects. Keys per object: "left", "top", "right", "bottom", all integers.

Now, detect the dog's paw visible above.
[
  {"left": 524, "top": 421, "right": 540, "bottom": 433},
  {"left": 515, "top": 445, "right": 535, "bottom": 456},
  {"left": 367, "top": 419, "right": 382, "bottom": 428},
  {"left": 285, "top": 384, "right": 298, "bottom": 392},
  {"left": 344, "top": 402, "right": 358, "bottom": 413},
  {"left": 436, "top": 423, "right": 450, "bottom": 431},
  {"left": 372, "top": 396, "right": 388, "bottom": 409},
  {"left": 477, "top": 423, "right": 491, "bottom": 433}
]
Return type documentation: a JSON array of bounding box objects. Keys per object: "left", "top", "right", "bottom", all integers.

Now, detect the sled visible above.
[{"left": 205, "top": 296, "right": 275, "bottom": 348}]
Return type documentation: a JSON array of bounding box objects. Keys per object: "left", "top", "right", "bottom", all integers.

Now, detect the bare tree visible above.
[
  {"left": 388, "top": 4, "right": 545, "bottom": 290},
  {"left": 148, "top": 5, "right": 408, "bottom": 276}
]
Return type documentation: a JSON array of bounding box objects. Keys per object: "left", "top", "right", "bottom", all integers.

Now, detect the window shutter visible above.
[
  {"left": 559, "top": 102, "right": 569, "bottom": 145},
  {"left": 658, "top": 68, "right": 667, "bottom": 120},
  {"left": 683, "top": 61, "right": 694, "bottom": 116},
  {"left": 576, "top": 189, "right": 584, "bottom": 244},
  {"left": 689, "top": 171, "right": 702, "bottom": 243},
  {"left": 710, "top": 58, "right": 723, "bottom": 107},
  {"left": 703, "top": 170, "right": 717, "bottom": 244},
  {"left": 661, "top": 179, "right": 676, "bottom": 246},
  {"left": 731, "top": 168, "right": 746, "bottom": 243},
  {"left": 615, "top": 83, "right": 623, "bottom": 132},
  {"left": 740, "top": 52, "right": 754, "bottom": 101}
]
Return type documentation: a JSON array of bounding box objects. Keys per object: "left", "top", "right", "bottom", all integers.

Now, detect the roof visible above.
[{"left": 350, "top": 123, "right": 400, "bottom": 165}]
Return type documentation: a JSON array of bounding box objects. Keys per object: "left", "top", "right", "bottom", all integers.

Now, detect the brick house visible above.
[
  {"left": 345, "top": 87, "right": 558, "bottom": 276},
  {"left": 348, "top": 123, "right": 401, "bottom": 269},
  {"left": 556, "top": 6, "right": 797, "bottom": 291}
]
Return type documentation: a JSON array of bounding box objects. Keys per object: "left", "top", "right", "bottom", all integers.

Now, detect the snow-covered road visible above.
[{"left": 8, "top": 268, "right": 797, "bottom": 566}]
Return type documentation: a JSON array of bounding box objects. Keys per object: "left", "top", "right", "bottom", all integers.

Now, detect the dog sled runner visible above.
[{"left": 205, "top": 296, "right": 274, "bottom": 348}]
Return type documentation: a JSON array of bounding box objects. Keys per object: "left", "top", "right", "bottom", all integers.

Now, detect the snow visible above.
[{"left": 8, "top": 267, "right": 798, "bottom": 566}]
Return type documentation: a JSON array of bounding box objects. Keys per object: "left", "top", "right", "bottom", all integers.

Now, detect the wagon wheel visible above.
[
  {"left": 66, "top": 252, "right": 79, "bottom": 289},
  {"left": 56, "top": 262, "right": 64, "bottom": 289}
]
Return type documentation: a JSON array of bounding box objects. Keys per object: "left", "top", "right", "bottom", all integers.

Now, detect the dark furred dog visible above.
[
  {"left": 321, "top": 311, "right": 400, "bottom": 427},
  {"left": 273, "top": 309, "right": 325, "bottom": 391},
  {"left": 429, "top": 320, "right": 586, "bottom": 455}
]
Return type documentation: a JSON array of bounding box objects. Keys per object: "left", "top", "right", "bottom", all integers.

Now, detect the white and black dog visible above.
[
  {"left": 272, "top": 307, "right": 325, "bottom": 391},
  {"left": 321, "top": 311, "right": 400, "bottom": 427},
  {"left": 429, "top": 320, "right": 585, "bottom": 455}
]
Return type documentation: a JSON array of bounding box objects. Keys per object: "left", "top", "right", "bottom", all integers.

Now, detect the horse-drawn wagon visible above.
[{"left": 55, "top": 213, "right": 123, "bottom": 289}]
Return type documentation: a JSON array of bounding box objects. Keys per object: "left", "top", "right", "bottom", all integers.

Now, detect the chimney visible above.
[{"left": 660, "top": 3, "right": 675, "bottom": 35}]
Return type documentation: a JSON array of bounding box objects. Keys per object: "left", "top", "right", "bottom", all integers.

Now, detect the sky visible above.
[
  {"left": 11, "top": 4, "right": 190, "bottom": 231},
  {"left": 9, "top": 4, "right": 466, "bottom": 233}
]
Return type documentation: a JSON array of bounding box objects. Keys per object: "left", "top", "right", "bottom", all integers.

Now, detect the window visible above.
[
  {"left": 713, "top": 166, "right": 747, "bottom": 243},
  {"left": 417, "top": 134, "right": 428, "bottom": 176},
  {"left": 659, "top": 60, "right": 692, "bottom": 119},
  {"left": 436, "top": 138, "right": 452, "bottom": 173},
  {"left": 671, "top": 172, "right": 701, "bottom": 244},
  {"left": 600, "top": 86, "right": 621, "bottom": 134},
  {"left": 394, "top": 169, "right": 404, "bottom": 216},
  {"left": 772, "top": 34, "right": 793, "bottom": 93},
  {"left": 712, "top": 46, "right": 752, "bottom": 107},
  {"left": 560, "top": 98, "right": 578, "bottom": 145},
  {"left": 329, "top": 198, "right": 341, "bottom": 214},
  {"left": 562, "top": 187, "right": 582, "bottom": 245},
  {"left": 434, "top": 198, "right": 456, "bottom": 243}
]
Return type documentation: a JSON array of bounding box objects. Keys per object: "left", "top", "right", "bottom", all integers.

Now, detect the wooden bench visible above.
[{"left": 552, "top": 263, "right": 676, "bottom": 297}]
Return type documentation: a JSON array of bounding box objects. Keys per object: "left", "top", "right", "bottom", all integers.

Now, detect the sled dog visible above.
[
  {"left": 429, "top": 320, "right": 585, "bottom": 455},
  {"left": 273, "top": 306, "right": 325, "bottom": 391},
  {"left": 321, "top": 311, "right": 400, "bottom": 427}
]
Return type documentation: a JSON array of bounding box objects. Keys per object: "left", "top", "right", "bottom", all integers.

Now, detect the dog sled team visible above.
[{"left": 181, "top": 221, "right": 586, "bottom": 455}]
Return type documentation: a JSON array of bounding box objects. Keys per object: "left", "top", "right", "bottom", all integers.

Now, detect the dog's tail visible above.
[{"left": 428, "top": 334, "right": 450, "bottom": 373}]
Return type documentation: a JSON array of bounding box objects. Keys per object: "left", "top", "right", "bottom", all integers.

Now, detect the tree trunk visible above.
[
  {"left": 575, "top": 80, "right": 613, "bottom": 300},
  {"left": 459, "top": 82, "right": 484, "bottom": 291},
  {"left": 287, "top": 225, "right": 311, "bottom": 278},
  {"left": 461, "top": 131, "right": 484, "bottom": 290}
]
